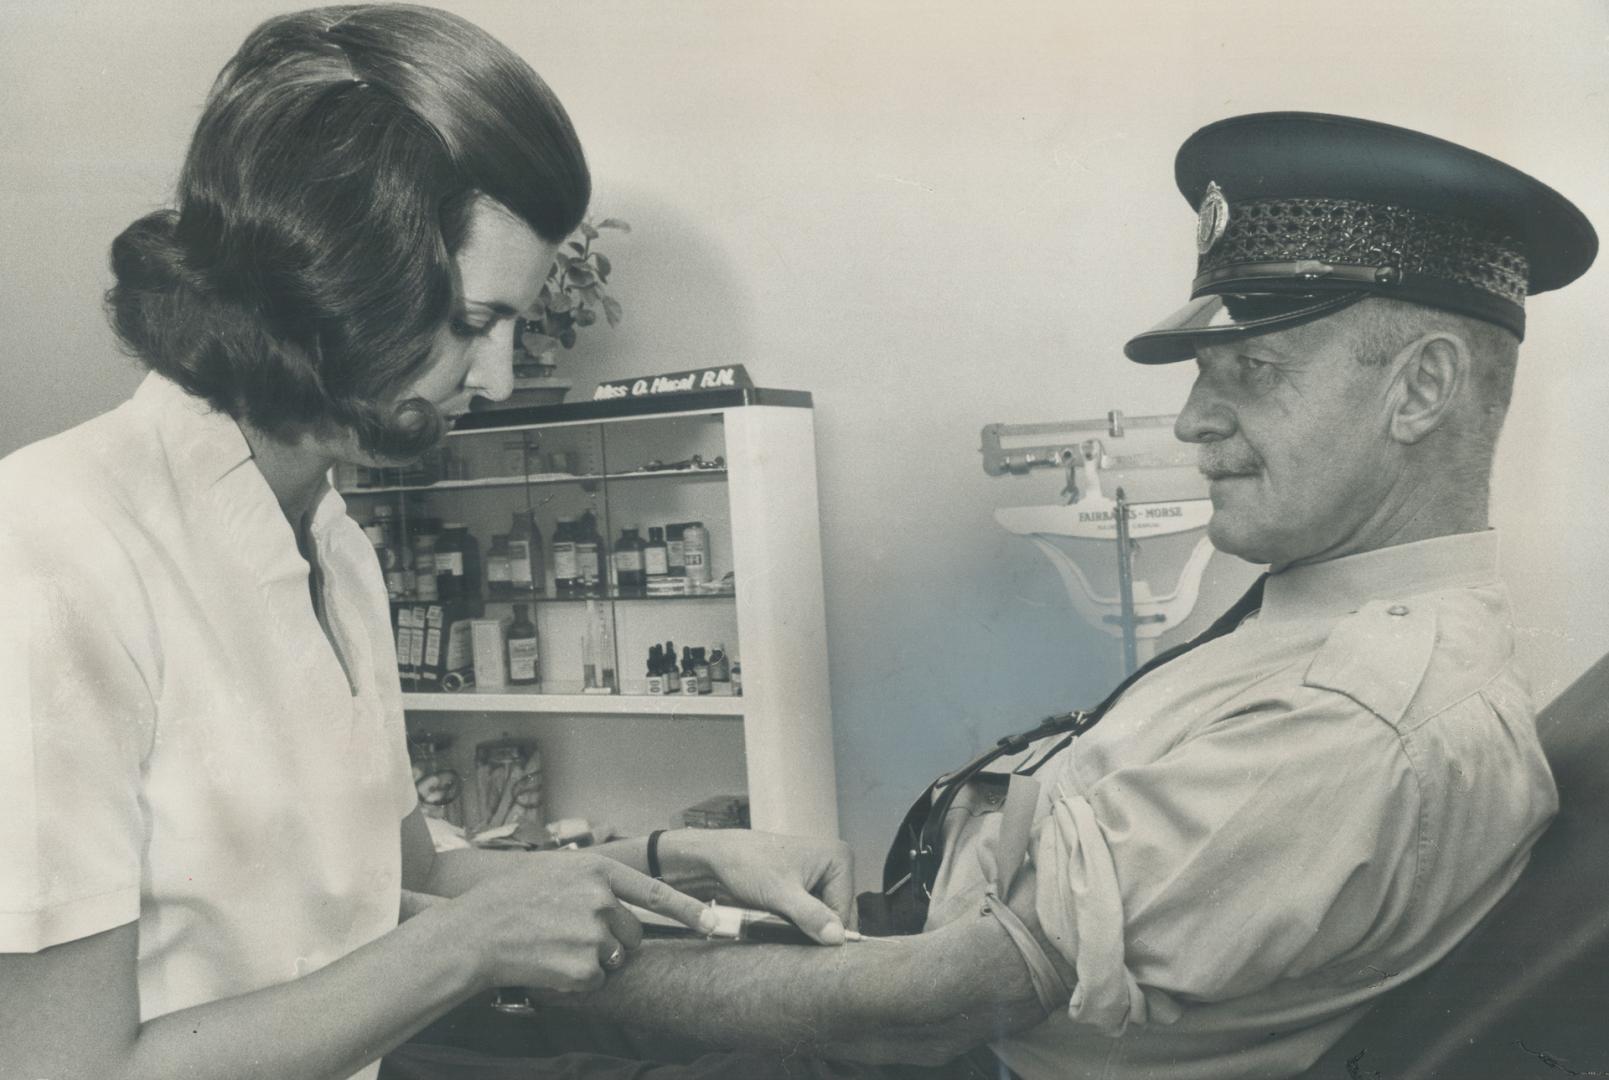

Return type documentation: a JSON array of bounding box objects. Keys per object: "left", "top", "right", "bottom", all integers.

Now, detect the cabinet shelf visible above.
[
  {"left": 340, "top": 467, "right": 727, "bottom": 497},
  {"left": 402, "top": 689, "right": 745, "bottom": 716}
]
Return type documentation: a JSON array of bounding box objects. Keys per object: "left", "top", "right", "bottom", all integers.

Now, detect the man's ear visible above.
[{"left": 1389, "top": 332, "right": 1469, "bottom": 444}]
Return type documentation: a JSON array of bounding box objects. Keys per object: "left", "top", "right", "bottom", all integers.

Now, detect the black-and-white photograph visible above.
[{"left": 3, "top": 3, "right": 1606, "bottom": 1078}]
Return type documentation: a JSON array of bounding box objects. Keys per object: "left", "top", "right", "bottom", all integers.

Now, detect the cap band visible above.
[{"left": 1196, "top": 196, "right": 1530, "bottom": 308}]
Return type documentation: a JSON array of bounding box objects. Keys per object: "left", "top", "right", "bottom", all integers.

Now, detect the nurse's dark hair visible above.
[{"left": 107, "top": 4, "right": 588, "bottom": 457}]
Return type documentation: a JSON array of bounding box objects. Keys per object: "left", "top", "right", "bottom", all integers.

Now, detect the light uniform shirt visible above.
[
  {"left": 0, "top": 374, "right": 415, "bottom": 1080},
  {"left": 928, "top": 531, "right": 1557, "bottom": 1080}
]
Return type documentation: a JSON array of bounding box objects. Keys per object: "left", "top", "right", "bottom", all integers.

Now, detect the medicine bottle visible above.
[
  {"left": 524, "top": 511, "right": 546, "bottom": 595},
  {"left": 681, "top": 646, "right": 699, "bottom": 696},
  {"left": 507, "top": 511, "right": 537, "bottom": 595},
  {"left": 613, "top": 526, "right": 646, "bottom": 596},
  {"left": 693, "top": 646, "right": 712, "bottom": 694},
  {"left": 412, "top": 530, "right": 439, "bottom": 602},
  {"left": 434, "top": 523, "right": 479, "bottom": 606},
  {"left": 682, "top": 521, "right": 711, "bottom": 586},
  {"left": 666, "top": 524, "right": 687, "bottom": 578},
  {"left": 644, "top": 526, "right": 670, "bottom": 580},
  {"left": 646, "top": 643, "right": 666, "bottom": 695},
  {"left": 506, "top": 603, "right": 540, "bottom": 686},
  {"left": 486, "top": 534, "right": 511, "bottom": 599},
  {"left": 664, "top": 640, "right": 681, "bottom": 693},
  {"left": 576, "top": 511, "right": 605, "bottom": 596},
  {"left": 365, "top": 505, "right": 393, "bottom": 548},
  {"left": 551, "top": 516, "right": 578, "bottom": 596}
]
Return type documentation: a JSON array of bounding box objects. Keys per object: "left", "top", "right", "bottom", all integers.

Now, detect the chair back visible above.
[{"left": 1299, "top": 651, "right": 1609, "bottom": 1078}]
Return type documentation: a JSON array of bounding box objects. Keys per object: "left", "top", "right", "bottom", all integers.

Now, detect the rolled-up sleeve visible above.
[
  {"left": 1031, "top": 694, "right": 1420, "bottom": 1036},
  {"left": 0, "top": 498, "right": 157, "bottom": 953}
]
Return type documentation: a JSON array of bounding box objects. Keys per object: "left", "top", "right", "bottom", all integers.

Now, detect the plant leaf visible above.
[
  {"left": 575, "top": 307, "right": 597, "bottom": 328},
  {"left": 594, "top": 253, "right": 612, "bottom": 281},
  {"left": 566, "top": 241, "right": 585, "bottom": 255},
  {"left": 578, "top": 221, "right": 599, "bottom": 241},
  {"left": 560, "top": 328, "right": 577, "bottom": 348},
  {"left": 547, "top": 291, "right": 574, "bottom": 313},
  {"left": 596, "top": 218, "right": 631, "bottom": 232},
  {"left": 566, "top": 264, "right": 597, "bottom": 287},
  {"left": 602, "top": 296, "right": 623, "bottom": 327}
]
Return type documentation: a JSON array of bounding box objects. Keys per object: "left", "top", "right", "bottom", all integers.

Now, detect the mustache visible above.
[{"left": 1197, "top": 449, "right": 1262, "bottom": 478}]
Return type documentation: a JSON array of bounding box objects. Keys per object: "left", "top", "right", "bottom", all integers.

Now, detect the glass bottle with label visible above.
[
  {"left": 693, "top": 646, "right": 712, "bottom": 694},
  {"left": 551, "top": 515, "right": 578, "bottom": 597},
  {"left": 526, "top": 511, "right": 546, "bottom": 595},
  {"left": 370, "top": 504, "right": 399, "bottom": 550},
  {"left": 680, "top": 646, "right": 699, "bottom": 695},
  {"left": 682, "top": 521, "right": 711, "bottom": 587},
  {"left": 434, "top": 523, "right": 479, "bottom": 607},
  {"left": 644, "top": 526, "right": 670, "bottom": 582},
  {"left": 506, "top": 603, "right": 540, "bottom": 686},
  {"left": 613, "top": 526, "right": 646, "bottom": 596},
  {"left": 412, "top": 529, "right": 440, "bottom": 602},
  {"left": 485, "top": 533, "right": 511, "bottom": 599},
  {"left": 666, "top": 524, "right": 687, "bottom": 578},
  {"left": 664, "top": 640, "right": 681, "bottom": 693},
  {"left": 507, "top": 511, "right": 537, "bottom": 596},
  {"left": 576, "top": 510, "right": 605, "bottom": 597}
]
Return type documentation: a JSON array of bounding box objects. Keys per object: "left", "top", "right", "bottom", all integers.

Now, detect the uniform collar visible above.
[
  {"left": 1259, "top": 530, "right": 1501, "bottom": 624},
  {"left": 133, "top": 371, "right": 256, "bottom": 492},
  {"left": 132, "top": 372, "right": 349, "bottom": 579}
]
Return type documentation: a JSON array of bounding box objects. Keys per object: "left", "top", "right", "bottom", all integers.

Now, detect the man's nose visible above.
[{"left": 1175, "top": 372, "right": 1235, "bottom": 444}]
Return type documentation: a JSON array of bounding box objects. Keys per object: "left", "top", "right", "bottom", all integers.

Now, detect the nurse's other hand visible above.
[
  {"left": 454, "top": 852, "right": 716, "bottom": 992},
  {"left": 659, "top": 829, "right": 855, "bottom": 944}
]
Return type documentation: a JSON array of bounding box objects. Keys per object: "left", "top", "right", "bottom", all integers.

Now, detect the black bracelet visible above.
[{"left": 646, "top": 829, "right": 668, "bottom": 881}]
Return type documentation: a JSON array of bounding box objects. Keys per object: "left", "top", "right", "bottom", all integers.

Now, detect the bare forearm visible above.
[
  {"left": 124, "top": 904, "right": 481, "bottom": 1080},
  {"left": 557, "top": 915, "right": 1048, "bottom": 1064},
  {"left": 422, "top": 833, "right": 721, "bottom": 901}
]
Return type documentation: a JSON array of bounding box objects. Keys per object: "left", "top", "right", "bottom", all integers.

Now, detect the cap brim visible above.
[{"left": 1123, "top": 292, "right": 1368, "bottom": 364}]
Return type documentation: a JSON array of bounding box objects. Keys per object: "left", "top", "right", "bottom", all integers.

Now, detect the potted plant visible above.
[{"left": 514, "top": 217, "right": 630, "bottom": 395}]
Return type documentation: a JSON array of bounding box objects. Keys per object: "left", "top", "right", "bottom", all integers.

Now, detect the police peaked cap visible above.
[{"left": 1124, "top": 112, "right": 1599, "bottom": 363}]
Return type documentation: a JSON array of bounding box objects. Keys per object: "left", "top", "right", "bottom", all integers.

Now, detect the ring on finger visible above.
[{"left": 602, "top": 943, "right": 626, "bottom": 971}]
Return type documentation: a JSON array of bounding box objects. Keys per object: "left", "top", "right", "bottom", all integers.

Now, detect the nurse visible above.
[{"left": 0, "top": 6, "right": 849, "bottom": 1079}]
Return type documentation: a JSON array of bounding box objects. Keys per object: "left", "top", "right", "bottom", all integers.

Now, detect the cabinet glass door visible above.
[
  {"left": 596, "top": 412, "right": 738, "bottom": 697},
  {"left": 338, "top": 410, "right": 740, "bottom": 701}
]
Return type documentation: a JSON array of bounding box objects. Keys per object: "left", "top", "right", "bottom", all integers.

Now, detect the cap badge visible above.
[{"left": 1195, "top": 181, "right": 1230, "bottom": 255}]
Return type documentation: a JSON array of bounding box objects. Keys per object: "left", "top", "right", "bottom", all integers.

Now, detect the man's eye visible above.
[
  {"left": 1237, "top": 354, "right": 1269, "bottom": 372},
  {"left": 451, "top": 318, "right": 493, "bottom": 339}
]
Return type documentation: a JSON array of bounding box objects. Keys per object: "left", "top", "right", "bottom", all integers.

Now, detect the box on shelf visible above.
[
  {"left": 395, "top": 600, "right": 478, "bottom": 692},
  {"left": 469, "top": 616, "right": 512, "bottom": 690}
]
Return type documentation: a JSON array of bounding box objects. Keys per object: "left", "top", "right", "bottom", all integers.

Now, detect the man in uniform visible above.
[{"left": 384, "top": 113, "right": 1597, "bottom": 1080}]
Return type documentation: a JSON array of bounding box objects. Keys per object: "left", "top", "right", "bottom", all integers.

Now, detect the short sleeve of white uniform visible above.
[{"left": 0, "top": 488, "right": 157, "bottom": 953}]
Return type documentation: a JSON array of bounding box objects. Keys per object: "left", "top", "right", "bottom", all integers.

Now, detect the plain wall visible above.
[{"left": 4, "top": 0, "right": 1607, "bottom": 883}]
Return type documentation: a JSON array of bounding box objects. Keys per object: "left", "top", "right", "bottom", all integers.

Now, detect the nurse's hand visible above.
[
  {"left": 657, "top": 829, "right": 855, "bottom": 945},
  {"left": 453, "top": 852, "right": 716, "bottom": 992}
]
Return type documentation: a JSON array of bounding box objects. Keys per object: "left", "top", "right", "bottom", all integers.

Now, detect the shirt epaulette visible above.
[{"left": 1303, "top": 599, "right": 1439, "bottom": 727}]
